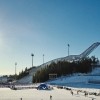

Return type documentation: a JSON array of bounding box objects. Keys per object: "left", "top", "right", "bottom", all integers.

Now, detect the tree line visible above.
[
  {"left": 32, "top": 56, "right": 99, "bottom": 83},
  {"left": 16, "top": 67, "right": 29, "bottom": 80}
]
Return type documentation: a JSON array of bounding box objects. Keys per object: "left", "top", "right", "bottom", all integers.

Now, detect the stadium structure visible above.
[
  {"left": 37, "top": 42, "right": 100, "bottom": 68},
  {"left": 17, "top": 42, "right": 100, "bottom": 84}
]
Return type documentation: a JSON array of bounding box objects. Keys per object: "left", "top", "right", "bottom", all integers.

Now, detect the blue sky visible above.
[{"left": 0, "top": 0, "right": 100, "bottom": 75}]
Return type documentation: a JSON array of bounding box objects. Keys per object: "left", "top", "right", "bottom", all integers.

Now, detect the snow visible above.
[
  {"left": 1, "top": 66, "right": 100, "bottom": 100},
  {"left": 17, "top": 66, "right": 100, "bottom": 90},
  {"left": 15, "top": 65, "right": 100, "bottom": 93},
  {"left": 47, "top": 66, "right": 100, "bottom": 89},
  {"left": 17, "top": 75, "right": 33, "bottom": 84},
  {"left": 0, "top": 87, "right": 100, "bottom": 100},
  {"left": 48, "top": 75, "right": 100, "bottom": 84},
  {"left": 90, "top": 67, "right": 100, "bottom": 75}
]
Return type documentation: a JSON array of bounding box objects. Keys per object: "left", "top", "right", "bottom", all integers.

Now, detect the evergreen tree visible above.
[{"left": 32, "top": 57, "right": 98, "bottom": 83}]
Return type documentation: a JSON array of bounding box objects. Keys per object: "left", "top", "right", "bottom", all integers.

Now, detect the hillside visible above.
[
  {"left": 47, "top": 65, "right": 100, "bottom": 89},
  {"left": 17, "top": 65, "right": 100, "bottom": 89}
]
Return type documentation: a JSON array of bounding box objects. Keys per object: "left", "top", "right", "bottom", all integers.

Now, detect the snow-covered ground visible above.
[
  {"left": 17, "top": 75, "right": 33, "bottom": 84},
  {"left": 0, "top": 87, "right": 100, "bottom": 100},
  {"left": 0, "top": 66, "right": 100, "bottom": 100},
  {"left": 16, "top": 66, "right": 100, "bottom": 91},
  {"left": 47, "top": 67, "right": 100, "bottom": 89},
  {"left": 47, "top": 74, "right": 100, "bottom": 88},
  {"left": 17, "top": 65, "right": 100, "bottom": 85}
]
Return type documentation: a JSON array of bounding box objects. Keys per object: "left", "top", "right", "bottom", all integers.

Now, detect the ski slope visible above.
[{"left": 47, "top": 66, "right": 100, "bottom": 89}]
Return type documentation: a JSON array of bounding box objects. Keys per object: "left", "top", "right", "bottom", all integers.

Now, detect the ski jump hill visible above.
[{"left": 17, "top": 42, "right": 100, "bottom": 84}]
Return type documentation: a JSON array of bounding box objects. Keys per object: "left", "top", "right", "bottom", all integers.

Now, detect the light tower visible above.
[
  {"left": 15, "top": 62, "right": 17, "bottom": 80},
  {"left": 43, "top": 54, "right": 44, "bottom": 64},
  {"left": 31, "top": 53, "right": 34, "bottom": 67},
  {"left": 68, "top": 44, "right": 70, "bottom": 56}
]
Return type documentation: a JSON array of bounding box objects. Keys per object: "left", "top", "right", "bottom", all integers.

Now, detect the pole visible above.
[
  {"left": 68, "top": 44, "right": 70, "bottom": 56},
  {"left": 43, "top": 54, "right": 44, "bottom": 64},
  {"left": 31, "top": 53, "right": 34, "bottom": 67},
  {"left": 15, "top": 62, "right": 17, "bottom": 80}
]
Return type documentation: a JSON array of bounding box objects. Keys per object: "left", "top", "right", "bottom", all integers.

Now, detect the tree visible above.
[{"left": 32, "top": 57, "right": 97, "bottom": 83}]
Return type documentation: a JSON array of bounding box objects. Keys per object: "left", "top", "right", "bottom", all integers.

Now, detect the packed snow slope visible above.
[{"left": 47, "top": 66, "right": 100, "bottom": 89}]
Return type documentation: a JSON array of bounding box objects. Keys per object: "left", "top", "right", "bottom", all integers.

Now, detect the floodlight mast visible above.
[
  {"left": 68, "top": 44, "right": 70, "bottom": 56},
  {"left": 15, "top": 62, "right": 17, "bottom": 80},
  {"left": 31, "top": 53, "right": 34, "bottom": 67},
  {"left": 43, "top": 54, "right": 44, "bottom": 64}
]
